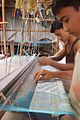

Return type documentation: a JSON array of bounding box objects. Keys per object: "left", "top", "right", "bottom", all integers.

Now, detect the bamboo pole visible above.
[
  {"left": 20, "top": 7, "right": 25, "bottom": 55},
  {"left": 21, "top": 17, "right": 53, "bottom": 22},
  {"left": 0, "top": 29, "right": 50, "bottom": 32},
  {"left": 0, "top": 22, "right": 7, "bottom": 24},
  {"left": 2, "top": 0, "right": 7, "bottom": 55},
  {"left": 27, "top": 14, "right": 31, "bottom": 41}
]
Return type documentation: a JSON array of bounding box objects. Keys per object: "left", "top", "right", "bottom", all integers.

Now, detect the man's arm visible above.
[
  {"left": 39, "top": 56, "right": 74, "bottom": 71},
  {"left": 47, "top": 59, "right": 74, "bottom": 71},
  {"left": 35, "top": 69, "right": 73, "bottom": 81},
  {"left": 39, "top": 48, "right": 65, "bottom": 66},
  {"left": 48, "top": 48, "right": 65, "bottom": 61}
]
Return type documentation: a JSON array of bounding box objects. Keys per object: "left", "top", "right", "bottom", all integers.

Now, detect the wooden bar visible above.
[
  {"left": 2, "top": 0, "right": 7, "bottom": 54},
  {"left": 0, "top": 29, "right": 50, "bottom": 32},
  {"left": 0, "top": 22, "right": 7, "bottom": 24},
  {"left": 27, "top": 15, "right": 31, "bottom": 41},
  {"left": 21, "top": 17, "right": 54, "bottom": 22},
  {"left": 10, "top": 40, "right": 14, "bottom": 56},
  {"left": 20, "top": 6, "right": 25, "bottom": 55}
]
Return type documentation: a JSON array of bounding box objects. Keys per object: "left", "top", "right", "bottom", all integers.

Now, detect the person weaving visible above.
[{"left": 35, "top": 20, "right": 78, "bottom": 82}]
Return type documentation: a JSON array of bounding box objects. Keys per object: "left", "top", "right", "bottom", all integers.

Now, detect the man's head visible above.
[
  {"left": 52, "top": 0, "right": 80, "bottom": 15},
  {"left": 52, "top": 0, "right": 80, "bottom": 38},
  {"left": 50, "top": 20, "right": 63, "bottom": 33},
  {"left": 51, "top": 20, "right": 70, "bottom": 43}
]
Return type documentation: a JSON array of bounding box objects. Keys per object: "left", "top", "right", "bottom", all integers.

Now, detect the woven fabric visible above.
[{"left": 29, "top": 81, "right": 74, "bottom": 116}]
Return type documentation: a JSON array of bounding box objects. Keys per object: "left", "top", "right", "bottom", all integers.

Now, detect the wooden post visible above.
[
  {"left": 8, "top": 32, "right": 17, "bottom": 56},
  {"left": 27, "top": 14, "right": 31, "bottom": 41},
  {"left": 20, "top": 6, "right": 25, "bottom": 55},
  {"left": 2, "top": 0, "right": 7, "bottom": 55},
  {"left": 10, "top": 40, "right": 14, "bottom": 56}
]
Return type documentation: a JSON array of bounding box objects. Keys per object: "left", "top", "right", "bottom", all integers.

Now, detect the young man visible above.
[
  {"left": 35, "top": 20, "right": 78, "bottom": 81},
  {"left": 51, "top": 0, "right": 80, "bottom": 119}
]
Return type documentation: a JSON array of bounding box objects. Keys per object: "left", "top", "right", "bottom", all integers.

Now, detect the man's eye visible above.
[
  {"left": 63, "top": 18, "right": 69, "bottom": 23},
  {"left": 57, "top": 33, "right": 61, "bottom": 36}
]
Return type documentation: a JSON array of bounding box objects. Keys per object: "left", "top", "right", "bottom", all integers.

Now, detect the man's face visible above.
[
  {"left": 54, "top": 29, "right": 69, "bottom": 43},
  {"left": 56, "top": 7, "right": 80, "bottom": 38}
]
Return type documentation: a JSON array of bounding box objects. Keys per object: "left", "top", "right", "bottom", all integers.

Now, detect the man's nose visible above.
[{"left": 57, "top": 36, "right": 61, "bottom": 40}]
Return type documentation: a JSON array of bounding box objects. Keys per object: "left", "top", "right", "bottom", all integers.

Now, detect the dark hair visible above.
[
  {"left": 52, "top": 0, "right": 80, "bottom": 15},
  {"left": 50, "top": 20, "right": 63, "bottom": 33}
]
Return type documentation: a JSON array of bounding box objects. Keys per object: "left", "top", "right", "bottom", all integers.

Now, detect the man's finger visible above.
[{"left": 34, "top": 71, "right": 39, "bottom": 79}]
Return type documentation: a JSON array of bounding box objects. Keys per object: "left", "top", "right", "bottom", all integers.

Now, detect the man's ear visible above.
[{"left": 79, "top": 6, "right": 80, "bottom": 11}]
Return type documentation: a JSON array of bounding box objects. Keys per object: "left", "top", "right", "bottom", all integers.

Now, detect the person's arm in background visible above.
[
  {"left": 39, "top": 48, "right": 74, "bottom": 71},
  {"left": 48, "top": 48, "right": 65, "bottom": 61},
  {"left": 35, "top": 69, "right": 73, "bottom": 81},
  {"left": 38, "top": 48, "right": 65, "bottom": 65}
]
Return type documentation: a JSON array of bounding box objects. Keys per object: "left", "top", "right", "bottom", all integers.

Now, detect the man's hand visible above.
[{"left": 34, "top": 69, "right": 55, "bottom": 81}]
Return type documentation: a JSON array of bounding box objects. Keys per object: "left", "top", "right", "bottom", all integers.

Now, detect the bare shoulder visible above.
[{"left": 74, "top": 39, "right": 80, "bottom": 53}]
